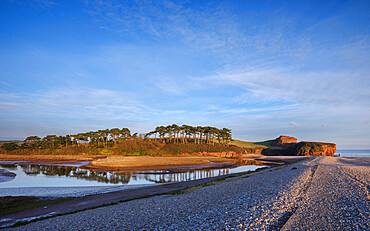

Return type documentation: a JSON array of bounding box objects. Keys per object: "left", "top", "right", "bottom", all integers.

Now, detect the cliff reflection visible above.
[{"left": 1, "top": 164, "right": 233, "bottom": 185}]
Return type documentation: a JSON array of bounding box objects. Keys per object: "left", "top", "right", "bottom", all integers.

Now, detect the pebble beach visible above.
[{"left": 4, "top": 156, "right": 370, "bottom": 230}]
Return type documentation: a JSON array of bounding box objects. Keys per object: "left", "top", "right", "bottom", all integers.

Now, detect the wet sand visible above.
[
  {"left": 0, "top": 154, "right": 302, "bottom": 170},
  {"left": 88, "top": 156, "right": 236, "bottom": 170},
  {"left": 255, "top": 156, "right": 308, "bottom": 165},
  {"left": 0, "top": 155, "right": 235, "bottom": 170},
  {"left": 0, "top": 185, "right": 150, "bottom": 198}
]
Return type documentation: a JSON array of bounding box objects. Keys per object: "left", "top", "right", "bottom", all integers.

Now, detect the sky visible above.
[{"left": 0, "top": 0, "right": 369, "bottom": 149}]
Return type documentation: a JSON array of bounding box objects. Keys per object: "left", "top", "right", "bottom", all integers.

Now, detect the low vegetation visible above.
[
  {"left": 229, "top": 140, "right": 267, "bottom": 148},
  {"left": 295, "top": 142, "right": 324, "bottom": 155}
]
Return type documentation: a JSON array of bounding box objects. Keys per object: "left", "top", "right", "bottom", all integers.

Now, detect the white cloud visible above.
[{"left": 289, "top": 122, "right": 301, "bottom": 127}]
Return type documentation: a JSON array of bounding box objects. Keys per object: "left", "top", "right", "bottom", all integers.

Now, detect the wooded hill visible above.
[
  {"left": 1, "top": 128, "right": 335, "bottom": 156},
  {"left": 0, "top": 125, "right": 239, "bottom": 156}
]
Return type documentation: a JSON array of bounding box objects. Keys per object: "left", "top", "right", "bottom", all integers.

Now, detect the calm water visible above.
[
  {"left": 0, "top": 163, "right": 266, "bottom": 188},
  {"left": 335, "top": 149, "right": 370, "bottom": 157}
]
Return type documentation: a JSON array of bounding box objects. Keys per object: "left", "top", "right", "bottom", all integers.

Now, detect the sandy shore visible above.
[
  {"left": 3, "top": 156, "right": 369, "bottom": 230},
  {"left": 0, "top": 154, "right": 301, "bottom": 170},
  {"left": 0, "top": 154, "right": 235, "bottom": 169},
  {"left": 89, "top": 156, "right": 235, "bottom": 169},
  {"left": 255, "top": 156, "right": 308, "bottom": 165},
  {"left": 0, "top": 185, "right": 149, "bottom": 198}
]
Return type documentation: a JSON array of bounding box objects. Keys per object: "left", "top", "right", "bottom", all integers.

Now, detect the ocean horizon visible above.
[{"left": 335, "top": 149, "right": 370, "bottom": 157}]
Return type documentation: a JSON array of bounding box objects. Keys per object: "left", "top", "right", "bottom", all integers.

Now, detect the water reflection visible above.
[
  {"left": 18, "top": 165, "right": 133, "bottom": 184},
  {"left": 0, "top": 163, "right": 265, "bottom": 187}
]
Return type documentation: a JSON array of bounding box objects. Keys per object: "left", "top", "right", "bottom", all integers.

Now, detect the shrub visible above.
[
  {"left": 1, "top": 142, "right": 19, "bottom": 151},
  {"left": 295, "top": 142, "right": 324, "bottom": 156}
]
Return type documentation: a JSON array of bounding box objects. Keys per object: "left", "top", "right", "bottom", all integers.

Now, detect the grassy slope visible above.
[
  {"left": 230, "top": 139, "right": 274, "bottom": 148},
  {"left": 1, "top": 139, "right": 274, "bottom": 156}
]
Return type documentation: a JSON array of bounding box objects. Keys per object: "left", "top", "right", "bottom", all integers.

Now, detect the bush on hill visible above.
[
  {"left": 295, "top": 142, "right": 324, "bottom": 156},
  {"left": 1, "top": 142, "right": 19, "bottom": 151}
]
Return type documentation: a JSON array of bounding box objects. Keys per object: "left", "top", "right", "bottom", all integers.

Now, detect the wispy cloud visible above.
[
  {"left": 85, "top": 0, "right": 244, "bottom": 51},
  {"left": 150, "top": 76, "right": 187, "bottom": 95},
  {"left": 211, "top": 104, "right": 299, "bottom": 114},
  {"left": 4, "top": 0, "right": 56, "bottom": 9},
  {"left": 198, "top": 64, "right": 370, "bottom": 109},
  {"left": 289, "top": 122, "right": 301, "bottom": 127},
  {"left": 0, "top": 87, "right": 152, "bottom": 121}
]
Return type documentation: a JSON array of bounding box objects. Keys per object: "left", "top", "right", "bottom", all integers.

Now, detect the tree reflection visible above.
[
  {"left": 0, "top": 164, "right": 236, "bottom": 185},
  {"left": 142, "top": 168, "right": 230, "bottom": 183}
]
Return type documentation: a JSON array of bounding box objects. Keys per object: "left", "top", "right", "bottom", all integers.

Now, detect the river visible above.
[{"left": 0, "top": 162, "right": 265, "bottom": 188}]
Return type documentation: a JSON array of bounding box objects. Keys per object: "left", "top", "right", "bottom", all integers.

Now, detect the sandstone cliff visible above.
[
  {"left": 295, "top": 142, "right": 336, "bottom": 156},
  {"left": 261, "top": 136, "right": 336, "bottom": 156},
  {"left": 271, "top": 135, "right": 297, "bottom": 146}
]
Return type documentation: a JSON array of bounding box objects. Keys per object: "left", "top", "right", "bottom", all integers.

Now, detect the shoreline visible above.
[
  {"left": 0, "top": 154, "right": 310, "bottom": 175},
  {"left": 0, "top": 154, "right": 305, "bottom": 169},
  {"left": 0, "top": 155, "right": 239, "bottom": 171},
  {"left": 87, "top": 156, "right": 237, "bottom": 170},
  {"left": 1, "top": 157, "right": 369, "bottom": 229},
  {"left": 0, "top": 161, "right": 276, "bottom": 228}
]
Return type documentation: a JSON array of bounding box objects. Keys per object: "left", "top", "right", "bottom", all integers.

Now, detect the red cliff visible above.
[
  {"left": 295, "top": 142, "right": 336, "bottom": 156},
  {"left": 271, "top": 135, "right": 297, "bottom": 146},
  {"left": 262, "top": 136, "right": 336, "bottom": 156}
]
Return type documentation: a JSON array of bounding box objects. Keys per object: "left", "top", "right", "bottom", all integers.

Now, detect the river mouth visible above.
[{"left": 0, "top": 161, "right": 266, "bottom": 188}]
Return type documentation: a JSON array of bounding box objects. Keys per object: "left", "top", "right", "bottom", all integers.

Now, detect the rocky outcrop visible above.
[
  {"left": 271, "top": 136, "right": 297, "bottom": 146},
  {"left": 262, "top": 136, "right": 336, "bottom": 156},
  {"left": 295, "top": 142, "right": 336, "bottom": 156}
]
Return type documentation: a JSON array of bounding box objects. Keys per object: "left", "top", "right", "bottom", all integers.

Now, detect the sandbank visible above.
[
  {"left": 0, "top": 154, "right": 235, "bottom": 169},
  {"left": 88, "top": 156, "right": 236, "bottom": 170}
]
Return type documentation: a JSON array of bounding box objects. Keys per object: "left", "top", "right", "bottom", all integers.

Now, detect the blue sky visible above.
[{"left": 0, "top": 0, "right": 369, "bottom": 148}]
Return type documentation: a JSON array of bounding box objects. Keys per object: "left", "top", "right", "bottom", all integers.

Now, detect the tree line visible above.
[
  {"left": 146, "top": 125, "right": 232, "bottom": 145},
  {"left": 1, "top": 125, "right": 233, "bottom": 151}
]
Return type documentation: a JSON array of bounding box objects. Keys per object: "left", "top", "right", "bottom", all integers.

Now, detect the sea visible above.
[{"left": 335, "top": 149, "right": 370, "bottom": 157}]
